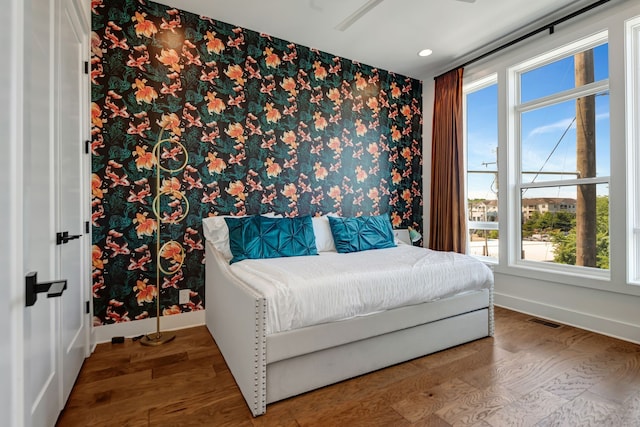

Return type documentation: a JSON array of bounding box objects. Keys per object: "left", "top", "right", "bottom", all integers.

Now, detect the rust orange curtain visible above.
[{"left": 429, "top": 68, "right": 466, "bottom": 253}]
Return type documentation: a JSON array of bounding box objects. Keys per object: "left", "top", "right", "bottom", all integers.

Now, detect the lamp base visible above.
[{"left": 140, "top": 331, "right": 176, "bottom": 346}]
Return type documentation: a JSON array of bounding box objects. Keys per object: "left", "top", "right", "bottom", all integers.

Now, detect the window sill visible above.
[
  {"left": 470, "top": 254, "right": 498, "bottom": 269},
  {"left": 492, "top": 261, "right": 640, "bottom": 297}
]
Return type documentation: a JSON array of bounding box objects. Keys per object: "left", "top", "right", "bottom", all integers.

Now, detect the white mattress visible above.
[{"left": 214, "top": 243, "right": 494, "bottom": 335}]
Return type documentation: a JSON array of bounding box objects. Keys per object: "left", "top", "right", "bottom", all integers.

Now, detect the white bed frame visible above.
[{"left": 205, "top": 243, "right": 494, "bottom": 416}]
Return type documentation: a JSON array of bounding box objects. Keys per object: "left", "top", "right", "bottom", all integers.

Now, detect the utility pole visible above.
[{"left": 574, "top": 49, "right": 596, "bottom": 267}]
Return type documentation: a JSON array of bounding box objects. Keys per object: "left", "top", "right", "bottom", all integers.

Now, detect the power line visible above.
[{"left": 526, "top": 116, "right": 576, "bottom": 189}]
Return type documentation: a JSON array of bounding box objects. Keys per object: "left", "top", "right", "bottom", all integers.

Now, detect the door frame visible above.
[
  {"left": 54, "top": 0, "right": 91, "bottom": 406},
  {"left": 5, "top": 0, "right": 27, "bottom": 424},
  {"left": 77, "top": 0, "right": 93, "bottom": 356}
]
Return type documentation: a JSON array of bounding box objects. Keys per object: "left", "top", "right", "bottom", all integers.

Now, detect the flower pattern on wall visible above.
[{"left": 91, "top": 0, "right": 423, "bottom": 325}]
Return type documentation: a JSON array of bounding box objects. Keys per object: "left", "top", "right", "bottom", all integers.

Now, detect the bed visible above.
[{"left": 203, "top": 214, "right": 494, "bottom": 416}]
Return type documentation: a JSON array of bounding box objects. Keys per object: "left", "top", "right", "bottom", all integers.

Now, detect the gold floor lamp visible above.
[{"left": 140, "top": 123, "right": 189, "bottom": 346}]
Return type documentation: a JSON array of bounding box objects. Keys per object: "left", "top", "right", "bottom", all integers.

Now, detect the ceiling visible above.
[{"left": 153, "top": 0, "right": 604, "bottom": 80}]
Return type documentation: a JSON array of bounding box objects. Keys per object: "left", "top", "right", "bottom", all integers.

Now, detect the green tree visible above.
[
  {"left": 522, "top": 211, "right": 575, "bottom": 238},
  {"left": 552, "top": 196, "right": 609, "bottom": 269},
  {"left": 522, "top": 211, "right": 540, "bottom": 238}
]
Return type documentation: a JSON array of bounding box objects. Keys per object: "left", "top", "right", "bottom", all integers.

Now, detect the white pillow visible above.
[
  {"left": 202, "top": 216, "right": 236, "bottom": 260},
  {"left": 312, "top": 214, "right": 337, "bottom": 252},
  {"left": 202, "top": 213, "right": 282, "bottom": 261}
]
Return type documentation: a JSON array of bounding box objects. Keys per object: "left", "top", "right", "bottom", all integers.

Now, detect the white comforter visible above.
[{"left": 225, "top": 244, "right": 494, "bottom": 335}]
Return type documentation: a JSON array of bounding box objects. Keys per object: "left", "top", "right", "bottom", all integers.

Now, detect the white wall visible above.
[
  {"left": 421, "top": 78, "right": 435, "bottom": 244},
  {"left": 2, "top": 0, "right": 25, "bottom": 425},
  {"left": 422, "top": 0, "right": 640, "bottom": 344}
]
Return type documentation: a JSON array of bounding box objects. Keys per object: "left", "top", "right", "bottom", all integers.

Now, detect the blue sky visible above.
[{"left": 466, "top": 43, "right": 610, "bottom": 201}]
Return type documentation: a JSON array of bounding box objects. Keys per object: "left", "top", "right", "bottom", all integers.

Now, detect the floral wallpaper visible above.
[{"left": 90, "top": 0, "right": 423, "bottom": 325}]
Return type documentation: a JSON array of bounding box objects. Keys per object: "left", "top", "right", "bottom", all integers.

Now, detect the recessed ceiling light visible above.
[{"left": 418, "top": 49, "right": 433, "bottom": 57}]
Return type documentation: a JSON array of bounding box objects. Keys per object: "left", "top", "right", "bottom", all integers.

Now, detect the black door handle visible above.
[
  {"left": 56, "top": 231, "right": 82, "bottom": 245},
  {"left": 25, "top": 272, "right": 67, "bottom": 307}
]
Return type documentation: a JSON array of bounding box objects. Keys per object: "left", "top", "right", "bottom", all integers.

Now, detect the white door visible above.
[
  {"left": 56, "top": 0, "right": 89, "bottom": 405},
  {"left": 21, "top": 0, "right": 89, "bottom": 425},
  {"left": 23, "top": 0, "right": 64, "bottom": 423}
]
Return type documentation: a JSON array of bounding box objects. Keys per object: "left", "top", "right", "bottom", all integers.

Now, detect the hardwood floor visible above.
[{"left": 57, "top": 307, "right": 640, "bottom": 426}]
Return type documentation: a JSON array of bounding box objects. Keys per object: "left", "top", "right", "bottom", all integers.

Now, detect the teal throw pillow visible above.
[
  {"left": 328, "top": 214, "right": 396, "bottom": 253},
  {"left": 225, "top": 215, "right": 318, "bottom": 264}
]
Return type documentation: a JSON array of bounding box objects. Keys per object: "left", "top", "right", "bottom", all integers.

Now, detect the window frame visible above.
[
  {"left": 464, "top": 74, "right": 499, "bottom": 263},
  {"left": 506, "top": 30, "right": 611, "bottom": 279},
  {"left": 626, "top": 15, "right": 640, "bottom": 286},
  {"left": 460, "top": 5, "right": 640, "bottom": 296}
]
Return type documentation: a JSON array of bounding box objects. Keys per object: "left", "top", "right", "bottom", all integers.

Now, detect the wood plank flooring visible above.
[{"left": 57, "top": 307, "right": 640, "bottom": 426}]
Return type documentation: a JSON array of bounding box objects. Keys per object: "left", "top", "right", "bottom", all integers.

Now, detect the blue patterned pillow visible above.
[
  {"left": 328, "top": 214, "right": 396, "bottom": 253},
  {"left": 225, "top": 215, "right": 318, "bottom": 264}
]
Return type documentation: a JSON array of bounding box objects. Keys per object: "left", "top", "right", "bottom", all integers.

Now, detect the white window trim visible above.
[
  {"left": 520, "top": 176, "right": 609, "bottom": 190},
  {"left": 507, "top": 32, "right": 610, "bottom": 278},
  {"left": 626, "top": 15, "right": 640, "bottom": 286},
  {"left": 468, "top": 221, "right": 499, "bottom": 230},
  {"left": 463, "top": 73, "right": 497, "bottom": 94},
  {"left": 517, "top": 79, "right": 609, "bottom": 114},
  {"left": 513, "top": 31, "right": 608, "bottom": 76}
]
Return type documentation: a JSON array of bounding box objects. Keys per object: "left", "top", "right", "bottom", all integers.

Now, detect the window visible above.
[
  {"left": 465, "top": 76, "right": 498, "bottom": 261},
  {"left": 627, "top": 16, "right": 640, "bottom": 285},
  {"left": 460, "top": 5, "right": 640, "bottom": 298},
  {"left": 512, "top": 33, "right": 610, "bottom": 271}
]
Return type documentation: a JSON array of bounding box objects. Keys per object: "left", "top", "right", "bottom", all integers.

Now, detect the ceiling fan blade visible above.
[{"left": 335, "top": 0, "right": 384, "bottom": 31}]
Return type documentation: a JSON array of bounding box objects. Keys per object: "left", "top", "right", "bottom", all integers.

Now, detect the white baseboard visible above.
[
  {"left": 92, "top": 297, "right": 640, "bottom": 347},
  {"left": 495, "top": 292, "right": 640, "bottom": 345},
  {"left": 92, "top": 310, "right": 206, "bottom": 345}
]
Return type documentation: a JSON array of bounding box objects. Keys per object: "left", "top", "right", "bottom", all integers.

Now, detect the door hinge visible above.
[
  {"left": 85, "top": 221, "right": 90, "bottom": 234},
  {"left": 85, "top": 140, "right": 90, "bottom": 154},
  {"left": 84, "top": 61, "right": 89, "bottom": 75},
  {"left": 85, "top": 300, "right": 90, "bottom": 314}
]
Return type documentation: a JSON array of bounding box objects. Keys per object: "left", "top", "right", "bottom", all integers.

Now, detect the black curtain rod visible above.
[{"left": 434, "top": 0, "right": 611, "bottom": 80}]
